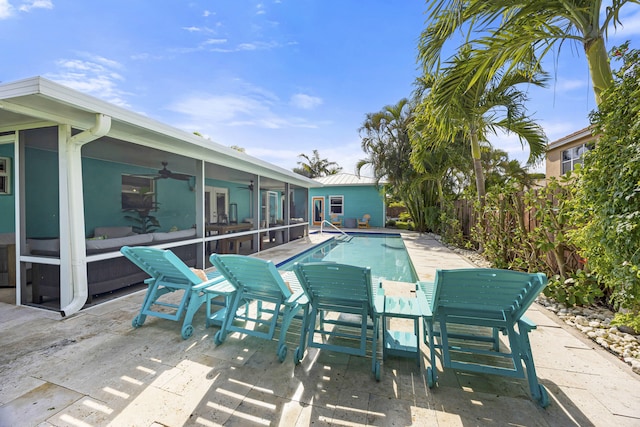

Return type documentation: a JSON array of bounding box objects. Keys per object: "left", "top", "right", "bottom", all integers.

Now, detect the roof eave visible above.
[{"left": 0, "top": 77, "right": 318, "bottom": 187}]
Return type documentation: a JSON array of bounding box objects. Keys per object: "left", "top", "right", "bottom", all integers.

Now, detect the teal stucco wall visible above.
[
  {"left": 82, "top": 157, "right": 197, "bottom": 236},
  {"left": 309, "top": 185, "right": 385, "bottom": 227},
  {"left": 0, "top": 144, "right": 15, "bottom": 234},
  {"left": 1, "top": 145, "right": 307, "bottom": 239}
]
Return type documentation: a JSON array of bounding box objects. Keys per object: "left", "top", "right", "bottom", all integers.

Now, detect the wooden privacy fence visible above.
[{"left": 453, "top": 191, "right": 582, "bottom": 276}]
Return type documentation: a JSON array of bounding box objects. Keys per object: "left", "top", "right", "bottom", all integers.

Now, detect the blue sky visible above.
[{"left": 2, "top": 1, "right": 640, "bottom": 175}]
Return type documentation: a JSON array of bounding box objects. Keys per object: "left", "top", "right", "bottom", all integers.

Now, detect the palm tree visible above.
[
  {"left": 358, "top": 99, "right": 444, "bottom": 232},
  {"left": 357, "top": 98, "right": 414, "bottom": 188},
  {"left": 418, "top": 0, "right": 636, "bottom": 105},
  {"left": 294, "top": 150, "right": 342, "bottom": 178},
  {"left": 480, "top": 148, "right": 541, "bottom": 191},
  {"left": 410, "top": 128, "right": 472, "bottom": 209},
  {"left": 412, "top": 47, "right": 548, "bottom": 204}
]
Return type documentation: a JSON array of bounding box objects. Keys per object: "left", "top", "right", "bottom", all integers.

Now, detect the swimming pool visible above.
[{"left": 278, "top": 233, "right": 418, "bottom": 283}]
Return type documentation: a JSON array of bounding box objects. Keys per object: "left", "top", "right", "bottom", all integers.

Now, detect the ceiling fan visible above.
[
  {"left": 152, "top": 162, "right": 191, "bottom": 181},
  {"left": 237, "top": 180, "right": 254, "bottom": 191}
]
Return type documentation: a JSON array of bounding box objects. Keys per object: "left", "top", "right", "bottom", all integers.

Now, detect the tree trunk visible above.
[
  {"left": 585, "top": 36, "right": 614, "bottom": 105},
  {"left": 470, "top": 132, "right": 486, "bottom": 205},
  {"left": 470, "top": 130, "right": 486, "bottom": 252}
]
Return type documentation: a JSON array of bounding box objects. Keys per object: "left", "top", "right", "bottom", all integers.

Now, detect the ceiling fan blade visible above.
[{"left": 169, "top": 173, "right": 192, "bottom": 181}]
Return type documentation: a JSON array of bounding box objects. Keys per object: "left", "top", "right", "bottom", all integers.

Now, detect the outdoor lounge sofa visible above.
[{"left": 29, "top": 227, "right": 198, "bottom": 304}]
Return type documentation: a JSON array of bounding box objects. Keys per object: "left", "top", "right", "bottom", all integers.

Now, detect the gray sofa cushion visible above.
[
  {"left": 94, "top": 226, "right": 135, "bottom": 239},
  {"left": 86, "top": 233, "right": 153, "bottom": 252},
  {"left": 28, "top": 238, "right": 60, "bottom": 254},
  {"left": 152, "top": 228, "right": 196, "bottom": 242}
]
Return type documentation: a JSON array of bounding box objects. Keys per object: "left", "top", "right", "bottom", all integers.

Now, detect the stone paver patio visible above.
[{"left": 0, "top": 231, "right": 639, "bottom": 426}]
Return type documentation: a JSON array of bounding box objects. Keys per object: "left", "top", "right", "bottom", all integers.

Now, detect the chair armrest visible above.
[
  {"left": 202, "top": 280, "right": 237, "bottom": 296},
  {"left": 374, "top": 284, "right": 385, "bottom": 314},
  {"left": 415, "top": 290, "right": 433, "bottom": 318},
  {"left": 518, "top": 315, "right": 537, "bottom": 331},
  {"left": 286, "top": 289, "right": 308, "bottom": 305},
  {"left": 192, "top": 273, "right": 225, "bottom": 291}
]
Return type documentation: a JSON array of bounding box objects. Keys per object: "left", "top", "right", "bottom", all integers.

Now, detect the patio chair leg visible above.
[
  {"left": 371, "top": 315, "right": 381, "bottom": 381},
  {"left": 215, "top": 291, "right": 243, "bottom": 345},
  {"left": 276, "top": 303, "right": 305, "bottom": 363},
  {"left": 294, "top": 305, "right": 310, "bottom": 365},
  {"left": 425, "top": 319, "right": 439, "bottom": 388},
  {"left": 181, "top": 289, "right": 207, "bottom": 339},
  {"left": 517, "top": 319, "right": 549, "bottom": 408}
]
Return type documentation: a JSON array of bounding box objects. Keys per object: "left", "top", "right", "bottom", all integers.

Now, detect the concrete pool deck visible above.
[{"left": 0, "top": 230, "right": 639, "bottom": 426}]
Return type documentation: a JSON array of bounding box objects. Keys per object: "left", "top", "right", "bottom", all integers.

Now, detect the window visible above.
[
  {"left": 122, "top": 174, "right": 155, "bottom": 211},
  {"left": 561, "top": 143, "right": 593, "bottom": 174},
  {"left": 0, "top": 157, "right": 10, "bottom": 195},
  {"left": 329, "top": 195, "right": 344, "bottom": 215}
]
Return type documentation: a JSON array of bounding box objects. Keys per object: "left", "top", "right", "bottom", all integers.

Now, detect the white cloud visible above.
[
  {"left": 18, "top": 0, "right": 52, "bottom": 12},
  {"left": 183, "top": 25, "right": 217, "bottom": 34},
  {"left": 168, "top": 77, "right": 327, "bottom": 137},
  {"left": 46, "top": 53, "right": 130, "bottom": 107},
  {"left": 0, "top": 0, "right": 51, "bottom": 19},
  {"left": 487, "top": 129, "right": 532, "bottom": 164},
  {"left": 170, "top": 93, "right": 318, "bottom": 131},
  {"left": 542, "top": 121, "right": 587, "bottom": 143},
  {"left": 0, "top": 0, "right": 14, "bottom": 19},
  {"left": 172, "top": 94, "right": 268, "bottom": 123},
  {"left": 290, "top": 93, "right": 323, "bottom": 110},
  {"left": 203, "top": 38, "right": 227, "bottom": 45},
  {"left": 554, "top": 78, "right": 588, "bottom": 92}
]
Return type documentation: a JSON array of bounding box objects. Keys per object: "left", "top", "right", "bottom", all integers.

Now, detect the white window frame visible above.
[
  {"left": 561, "top": 143, "right": 592, "bottom": 174},
  {"left": 0, "top": 157, "right": 10, "bottom": 195},
  {"left": 329, "top": 195, "right": 344, "bottom": 215},
  {"left": 121, "top": 174, "right": 156, "bottom": 211}
]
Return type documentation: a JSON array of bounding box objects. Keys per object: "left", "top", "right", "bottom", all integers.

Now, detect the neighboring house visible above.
[
  {"left": 546, "top": 126, "right": 597, "bottom": 179},
  {"left": 309, "top": 173, "right": 385, "bottom": 228},
  {"left": 0, "top": 77, "right": 318, "bottom": 315}
]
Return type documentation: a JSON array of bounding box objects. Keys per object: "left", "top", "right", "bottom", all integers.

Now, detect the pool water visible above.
[{"left": 279, "top": 233, "right": 418, "bottom": 283}]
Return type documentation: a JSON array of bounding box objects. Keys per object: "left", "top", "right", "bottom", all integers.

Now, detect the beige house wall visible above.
[{"left": 546, "top": 127, "right": 597, "bottom": 180}]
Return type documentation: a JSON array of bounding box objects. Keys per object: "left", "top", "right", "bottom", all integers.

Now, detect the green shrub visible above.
[
  {"left": 395, "top": 221, "right": 415, "bottom": 230},
  {"left": 543, "top": 269, "right": 604, "bottom": 307},
  {"left": 398, "top": 212, "right": 412, "bottom": 222},
  {"left": 611, "top": 312, "right": 640, "bottom": 335},
  {"left": 569, "top": 43, "right": 640, "bottom": 313},
  {"left": 438, "top": 209, "right": 466, "bottom": 247}
]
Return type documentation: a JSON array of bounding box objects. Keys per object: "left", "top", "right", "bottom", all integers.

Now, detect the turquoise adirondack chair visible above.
[
  {"left": 209, "top": 254, "right": 308, "bottom": 362},
  {"left": 292, "top": 262, "right": 385, "bottom": 380},
  {"left": 121, "top": 246, "right": 236, "bottom": 339},
  {"left": 417, "top": 268, "right": 549, "bottom": 407}
]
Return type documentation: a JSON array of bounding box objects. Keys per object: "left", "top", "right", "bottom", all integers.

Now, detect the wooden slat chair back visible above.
[
  {"left": 209, "top": 254, "right": 308, "bottom": 363},
  {"left": 357, "top": 214, "right": 371, "bottom": 228},
  {"left": 418, "top": 268, "right": 549, "bottom": 407},
  {"left": 121, "top": 246, "right": 234, "bottom": 340},
  {"left": 293, "top": 261, "right": 384, "bottom": 380}
]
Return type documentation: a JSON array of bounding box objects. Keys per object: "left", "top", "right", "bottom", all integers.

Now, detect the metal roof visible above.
[{"left": 314, "top": 173, "right": 380, "bottom": 186}]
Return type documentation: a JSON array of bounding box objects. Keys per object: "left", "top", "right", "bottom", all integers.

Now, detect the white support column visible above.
[
  {"left": 58, "top": 125, "right": 74, "bottom": 309},
  {"left": 194, "top": 159, "right": 205, "bottom": 267}
]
